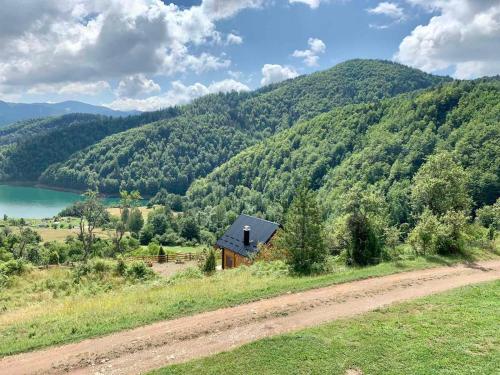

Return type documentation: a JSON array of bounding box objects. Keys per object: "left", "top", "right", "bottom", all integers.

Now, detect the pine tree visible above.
[{"left": 278, "top": 181, "right": 326, "bottom": 274}]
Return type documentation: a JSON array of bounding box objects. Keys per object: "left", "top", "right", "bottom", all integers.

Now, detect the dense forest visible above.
[
  {"left": 186, "top": 78, "right": 500, "bottom": 233},
  {"left": 0, "top": 109, "right": 179, "bottom": 182},
  {"left": 0, "top": 60, "right": 447, "bottom": 194}
]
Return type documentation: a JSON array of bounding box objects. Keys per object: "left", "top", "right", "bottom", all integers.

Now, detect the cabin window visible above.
[{"left": 225, "top": 254, "right": 233, "bottom": 268}]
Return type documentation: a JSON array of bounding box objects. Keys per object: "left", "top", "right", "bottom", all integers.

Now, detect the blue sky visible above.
[{"left": 0, "top": 0, "right": 498, "bottom": 111}]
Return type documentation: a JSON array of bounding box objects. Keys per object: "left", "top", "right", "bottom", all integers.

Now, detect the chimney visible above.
[{"left": 243, "top": 225, "right": 251, "bottom": 246}]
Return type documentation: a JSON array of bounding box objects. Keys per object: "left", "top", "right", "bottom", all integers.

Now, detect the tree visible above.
[
  {"left": 112, "top": 190, "right": 142, "bottom": 253},
  {"left": 341, "top": 187, "right": 387, "bottom": 266},
  {"left": 346, "top": 211, "right": 381, "bottom": 266},
  {"left": 76, "top": 190, "right": 108, "bottom": 259},
  {"left": 158, "top": 246, "right": 166, "bottom": 263},
  {"left": 411, "top": 152, "right": 471, "bottom": 216},
  {"left": 180, "top": 216, "right": 200, "bottom": 241},
  {"left": 128, "top": 208, "right": 144, "bottom": 235},
  {"left": 14, "top": 227, "right": 41, "bottom": 259},
  {"left": 277, "top": 181, "right": 326, "bottom": 274}
]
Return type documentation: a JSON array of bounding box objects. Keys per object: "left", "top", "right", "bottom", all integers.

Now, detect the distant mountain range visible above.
[{"left": 0, "top": 100, "right": 137, "bottom": 127}]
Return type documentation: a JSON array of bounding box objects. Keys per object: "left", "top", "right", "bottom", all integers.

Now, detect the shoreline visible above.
[
  {"left": 0, "top": 181, "right": 119, "bottom": 198},
  {"left": 0, "top": 181, "right": 153, "bottom": 201}
]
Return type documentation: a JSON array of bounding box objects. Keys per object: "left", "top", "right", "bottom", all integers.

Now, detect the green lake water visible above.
[{"left": 0, "top": 185, "right": 118, "bottom": 219}]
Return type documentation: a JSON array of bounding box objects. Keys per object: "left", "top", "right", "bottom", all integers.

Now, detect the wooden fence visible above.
[{"left": 125, "top": 252, "right": 220, "bottom": 264}]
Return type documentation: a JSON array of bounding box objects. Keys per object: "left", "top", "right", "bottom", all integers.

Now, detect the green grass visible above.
[
  {"left": 130, "top": 245, "right": 206, "bottom": 256},
  {"left": 154, "top": 280, "right": 500, "bottom": 375},
  {"left": 0, "top": 252, "right": 497, "bottom": 357}
]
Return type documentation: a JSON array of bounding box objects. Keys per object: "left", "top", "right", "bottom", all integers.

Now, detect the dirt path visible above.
[{"left": 2, "top": 260, "right": 500, "bottom": 375}]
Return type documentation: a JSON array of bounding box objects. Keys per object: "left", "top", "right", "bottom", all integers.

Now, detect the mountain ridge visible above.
[
  {"left": 0, "top": 99, "right": 137, "bottom": 127},
  {"left": 29, "top": 59, "right": 449, "bottom": 195}
]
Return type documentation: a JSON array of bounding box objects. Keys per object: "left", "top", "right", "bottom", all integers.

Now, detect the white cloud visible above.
[
  {"left": 395, "top": 0, "right": 500, "bottom": 78},
  {"left": 108, "top": 79, "right": 250, "bottom": 111},
  {"left": 289, "top": 0, "right": 322, "bottom": 9},
  {"left": 227, "top": 33, "right": 243, "bottom": 45},
  {"left": 26, "top": 81, "right": 111, "bottom": 96},
  {"left": 292, "top": 38, "right": 326, "bottom": 66},
  {"left": 0, "top": 0, "right": 262, "bottom": 97},
  {"left": 116, "top": 75, "right": 161, "bottom": 98},
  {"left": 261, "top": 64, "right": 298, "bottom": 86},
  {"left": 368, "top": 2, "right": 406, "bottom": 20}
]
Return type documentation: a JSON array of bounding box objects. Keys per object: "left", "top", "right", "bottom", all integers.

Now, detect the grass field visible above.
[
  {"left": 107, "top": 206, "right": 154, "bottom": 218},
  {"left": 33, "top": 227, "right": 112, "bottom": 242},
  {"left": 0, "top": 251, "right": 496, "bottom": 357},
  {"left": 154, "top": 280, "right": 500, "bottom": 375}
]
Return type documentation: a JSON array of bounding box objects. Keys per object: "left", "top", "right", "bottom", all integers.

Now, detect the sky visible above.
[{"left": 0, "top": 0, "right": 499, "bottom": 111}]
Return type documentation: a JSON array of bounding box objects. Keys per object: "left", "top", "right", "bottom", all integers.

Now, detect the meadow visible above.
[
  {"left": 1, "top": 249, "right": 497, "bottom": 357},
  {"left": 154, "top": 280, "right": 500, "bottom": 375}
]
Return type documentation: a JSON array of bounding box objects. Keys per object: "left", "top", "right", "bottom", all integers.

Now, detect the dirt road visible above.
[{"left": 2, "top": 260, "right": 499, "bottom": 375}]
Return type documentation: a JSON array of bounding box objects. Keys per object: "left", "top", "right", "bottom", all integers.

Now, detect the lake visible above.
[{"left": 0, "top": 185, "right": 118, "bottom": 219}]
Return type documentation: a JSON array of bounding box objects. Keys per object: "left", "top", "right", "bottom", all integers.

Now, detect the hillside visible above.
[
  {"left": 0, "top": 100, "right": 135, "bottom": 127},
  {"left": 0, "top": 109, "right": 180, "bottom": 183},
  {"left": 0, "top": 60, "right": 447, "bottom": 195},
  {"left": 186, "top": 78, "right": 500, "bottom": 228}
]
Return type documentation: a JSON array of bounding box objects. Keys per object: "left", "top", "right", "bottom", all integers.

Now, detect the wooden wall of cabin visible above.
[{"left": 222, "top": 248, "right": 250, "bottom": 269}]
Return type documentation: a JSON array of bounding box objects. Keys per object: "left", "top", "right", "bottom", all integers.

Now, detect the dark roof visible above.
[{"left": 216, "top": 214, "right": 280, "bottom": 258}]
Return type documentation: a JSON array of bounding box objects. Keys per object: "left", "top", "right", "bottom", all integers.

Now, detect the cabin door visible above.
[{"left": 225, "top": 253, "right": 233, "bottom": 268}]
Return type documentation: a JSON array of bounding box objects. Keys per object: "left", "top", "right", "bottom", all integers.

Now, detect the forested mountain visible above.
[
  {"left": 1, "top": 59, "right": 447, "bottom": 195},
  {"left": 0, "top": 109, "right": 180, "bottom": 182},
  {"left": 0, "top": 100, "right": 135, "bottom": 127},
  {"left": 186, "top": 78, "right": 500, "bottom": 230}
]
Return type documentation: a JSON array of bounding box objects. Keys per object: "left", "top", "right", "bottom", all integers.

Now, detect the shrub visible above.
[
  {"left": 408, "top": 209, "right": 440, "bottom": 255},
  {"left": 126, "top": 261, "right": 155, "bottom": 280},
  {"left": 0, "top": 259, "right": 27, "bottom": 276},
  {"left": 409, "top": 209, "right": 469, "bottom": 255},
  {"left": 114, "top": 258, "right": 127, "bottom": 276},
  {"left": 200, "top": 247, "right": 216, "bottom": 275},
  {"left": 91, "top": 258, "right": 111, "bottom": 274},
  {"left": 48, "top": 251, "right": 60, "bottom": 265},
  {"left": 158, "top": 246, "right": 166, "bottom": 263},
  {"left": 26, "top": 246, "right": 42, "bottom": 264},
  {"left": 476, "top": 199, "right": 499, "bottom": 230}
]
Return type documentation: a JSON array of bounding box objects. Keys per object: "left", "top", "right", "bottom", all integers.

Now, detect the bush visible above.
[
  {"left": 0, "top": 259, "right": 27, "bottom": 276},
  {"left": 158, "top": 246, "right": 166, "bottom": 263},
  {"left": 91, "top": 258, "right": 111, "bottom": 274},
  {"left": 126, "top": 261, "right": 155, "bottom": 280},
  {"left": 409, "top": 209, "right": 469, "bottom": 255},
  {"left": 114, "top": 257, "right": 127, "bottom": 276},
  {"left": 200, "top": 247, "right": 216, "bottom": 275},
  {"left": 26, "top": 246, "right": 42, "bottom": 264},
  {"left": 476, "top": 199, "right": 499, "bottom": 230},
  {"left": 408, "top": 209, "right": 440, "bottom": 255},
  {"left": 48, "top": 251, "right": 59, "bottom": 265}
]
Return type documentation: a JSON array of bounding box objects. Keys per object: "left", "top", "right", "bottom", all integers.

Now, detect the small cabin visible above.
[{"left": 216, "top": 214, "right": 281, "bottom": 269}]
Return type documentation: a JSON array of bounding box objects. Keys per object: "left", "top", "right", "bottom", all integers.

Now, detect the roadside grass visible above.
[
  {"left": 155, "top": 280, "right": 500, "bottom": 375},
  {"left": 0, "top": 264, "right": 130, "bottom": 313},
  {"left": 0, "top": 249, "right": 497, "bottom": 357}
]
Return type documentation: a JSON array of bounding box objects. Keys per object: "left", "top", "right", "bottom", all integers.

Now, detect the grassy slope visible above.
[
  {"left": 155, "top": 280, "right": 500, "bottom": 375},
  {"left": 1, "top": 254, "right": 494, "bottom": 357}
]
